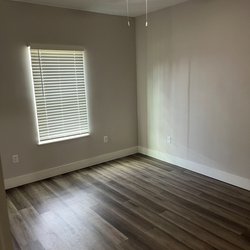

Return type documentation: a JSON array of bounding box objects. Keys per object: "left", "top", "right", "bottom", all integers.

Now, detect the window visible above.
[{"left": 29, "top": 47, "right": 89, "bottom": 145}]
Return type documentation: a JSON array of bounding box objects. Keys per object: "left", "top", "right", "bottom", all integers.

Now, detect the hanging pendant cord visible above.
[
  {"left": 145, "top": 0, "right": 148, "bottom": 27},
  {"left": 126, "top": 0, "right": 130, "bottom": 26}
]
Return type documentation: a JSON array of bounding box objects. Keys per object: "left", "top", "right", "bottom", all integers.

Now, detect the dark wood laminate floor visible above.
[{"left": 7, "top": 154, "right": 250, "bottom": 250}]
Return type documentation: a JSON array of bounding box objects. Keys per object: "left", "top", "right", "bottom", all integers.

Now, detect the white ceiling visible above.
[{"left": 13, "top": 0, "right": 189, "bottom": 17}]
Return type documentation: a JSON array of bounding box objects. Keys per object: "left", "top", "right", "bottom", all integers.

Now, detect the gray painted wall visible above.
[
  {"left": 0, "top": 0, "right": 138, "bottom": 179},
  {"left": 136, "top": 0, "right": 250, "bottom": 179},
  {"left": 1, "top": 0, "right": 250, "bottom": 183},
  {"left": 0, "top": 157, "right": 13, "bottom": 250}
]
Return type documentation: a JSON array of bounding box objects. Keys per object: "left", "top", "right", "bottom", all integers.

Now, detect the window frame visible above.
[{"left": 28, "top": 45, "right": 90, "bottom": 145}]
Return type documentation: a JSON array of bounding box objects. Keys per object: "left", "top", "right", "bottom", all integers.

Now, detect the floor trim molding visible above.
[
  {"left": 138, "top": 146, "right": 250, "bottom": 191},
  {"left": 4, "top": 147, "right": 138, "bottom": 189},
  {"left": 5, "top": 146, "right": 250, "bottom": 191}
]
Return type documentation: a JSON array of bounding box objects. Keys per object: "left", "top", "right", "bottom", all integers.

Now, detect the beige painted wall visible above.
[
  {"left": 0, "top": 0, "right": 137, "bottom": 179},
  {"left": 136, "top": 0, "right": 250, "bottom": 179}
]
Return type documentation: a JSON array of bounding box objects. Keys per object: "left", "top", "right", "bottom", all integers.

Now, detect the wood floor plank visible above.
[
  {"left": 131, "top": 155, "right": 250, "bottom": 207},
  {"left": 68, "top": 201, "right": 128, "bottom": 246},
  {"left": 98, "top": 161, "right": 247, "bottom": 234},
  {"left": 19, "top": 207, "right": 69, "bottom": 250},
  {"left": 7, "top": 188, "right": 32, "bottom": 211},
  {"left": 110, "top": 159, "right": 250, "bottom": 234},
  {"left": 124, "top": 157, "right": 250, "bottom": 218},
  {"left": 92, "top": 202, "right": 191, "bottom": 250},
  {"left": 91, "top": 161, "right": 249, "bottom": 247},
  {"left": 11, "top": 234, "right": 21, "bottom": 250},
  {"left": 132, "top": 155, "right": 250, "bottom": 212},
  {"left": 124, "top": 200, "right": 215, "bottom": 250},
  {"left": 24, "top": 241, "right": 45, "bottom": 250},
  {"left": 51, "top": 203, "right": 114, "bottom": 250},
  {"left": 118, "top": 238, "right": 152, "bottom": 250},
  {"left": 8, "top": 209, "right": 37, "bottom": 248},
  {"left": 134, "top": 154, "right": 250, "bottom": 202},
  {"left": 7, "top": 154, "right": 250, "bottom": 250}
]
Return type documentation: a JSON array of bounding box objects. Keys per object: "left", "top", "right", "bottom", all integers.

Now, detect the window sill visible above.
[{"left": 37, "top": 133, "right": 90, "bottom": 145}]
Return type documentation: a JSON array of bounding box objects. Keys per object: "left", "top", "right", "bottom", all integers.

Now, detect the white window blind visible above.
[{"left": 30, "top": 48, "right": 89, "bottom": 145}]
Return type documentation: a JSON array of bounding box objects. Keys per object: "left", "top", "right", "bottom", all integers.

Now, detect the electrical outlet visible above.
[
  {"left": 167, "top": 136, "right": 172, "bottom": 144},
  {"left": 104, "top": 136, "right": 109, "bottom": 143},
  {"left": 12, "top": 154, "right": 19, "bottom": 164}
]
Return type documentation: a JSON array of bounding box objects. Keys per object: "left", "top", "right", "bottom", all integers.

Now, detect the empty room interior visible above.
[{"left": 0, "top": 0, "right": 250, "bottom": 249}]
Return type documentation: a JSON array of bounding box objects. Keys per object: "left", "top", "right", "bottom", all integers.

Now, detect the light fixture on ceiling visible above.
[
  {"left": 126, "top": 0, "right": 130, "bottom": 26},
  {"left": 145, "top": 0, "right": 148, "bottom": 27},
  {"left": 126, "top": 0, "right": 148, "bottom": 27}
]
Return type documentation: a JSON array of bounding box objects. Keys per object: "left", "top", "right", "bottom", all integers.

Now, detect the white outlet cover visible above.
[
  {"left": 12, "top": 155, "right": 19, "bottom": 164},
  {"left": 104, "top": 136, "right": 109, "bottom": 143},
  {"left": 167, "top": 136, "right": 172, "bottom": 144}
]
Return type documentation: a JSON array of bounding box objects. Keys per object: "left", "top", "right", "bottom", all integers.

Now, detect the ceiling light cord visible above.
[
  {"left": 126, "top": 0, "right": 148, "bottom": 27},
  {"left": 126, "top": 0, "right": 130, "bottom": 27}
]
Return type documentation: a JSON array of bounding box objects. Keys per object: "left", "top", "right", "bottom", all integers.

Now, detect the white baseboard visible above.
[
  {"left": 5, "top": 145, "right": 250, "bottom": 191},
  {"left": 4, "top": 147, "right": 138, "bottom": 189},
  {"left": 138, "top": 146, "right": 250, "bottom": 191}
]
